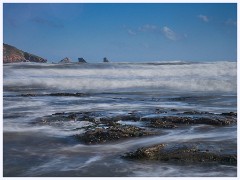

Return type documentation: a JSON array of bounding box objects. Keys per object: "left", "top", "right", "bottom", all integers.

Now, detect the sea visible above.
[{"left": 3, "top": 61, "right": 237, "bottom": 177}]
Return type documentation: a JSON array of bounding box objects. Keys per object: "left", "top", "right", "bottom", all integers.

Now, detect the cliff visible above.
[{"left": 3, "top": 43, "right": 47, "bottom": 63}]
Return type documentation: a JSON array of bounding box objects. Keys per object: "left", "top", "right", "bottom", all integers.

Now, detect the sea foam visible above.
[{"left": 3, "top": 61, "right": 237, "bottom": 93}]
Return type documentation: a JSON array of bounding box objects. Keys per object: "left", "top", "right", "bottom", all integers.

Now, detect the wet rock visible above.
[
  {"left": 155, "top": 108, "right": 167, "bottom": 114},
  {"left": 123, "top": 143, "right": 237, "bottom": 165},
  {"left": 221, "top": 112, "right": 237, "bottom": 117},
  {"left": 100, "top": 114, "right": 140, "bottom": 123},
  {"left": 67, "top": 113, "right": 77, "bottom": 120},
  {"left": 74, "top": 125, "right": 156, "bottom": 144},
  {"left": 182, "top": 111, "right": 212, "bottom": 115},
  {"left": 52, "top": 112, "right": 65, "bottom": 115},
  {"left": 21, "top": 94, "right": 37, "bottom": 97},
  {"left": 32, "top": 112, "right": 94, "bottom": 126},
  {"left": 148, "top": 119, "right": 177, "bottom": 129},
  {"left": 170, "top": 97, "right": 192, "bottom": 101},
  {"left": 141, "top": 116, "right": 236, "bottom": 127},
  {"left": 194, "top": 117, "right": 234, "bottom": 126},
  {"left": 149, "top": 121, "right": 177, "bottom": 129},
  {"left": 141, "top": 116, "right": 193, "bottom": 125},
  {"left": 49, "top": 93, "right": 86, "bottom": 97},
  {"left": 20, "top": 92, "right": 87, "bottom": 97}
]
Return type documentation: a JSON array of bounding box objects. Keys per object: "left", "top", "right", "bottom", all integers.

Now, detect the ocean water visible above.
[{"left": 3, "top": 61, "right": 237, "bottom": 177}]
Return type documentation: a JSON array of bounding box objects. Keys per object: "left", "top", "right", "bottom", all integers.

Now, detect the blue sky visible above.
[{"left": 3, "top": 3, "right": 237, "bottom": 63}]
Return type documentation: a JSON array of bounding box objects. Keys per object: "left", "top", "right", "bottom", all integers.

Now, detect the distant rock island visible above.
[
  {"left": 59, "top": 57, "right": 71, "bottom": 64},
  {"left": 3, "top": 43, "right": 47, "bottom": 63},
  {"left": 78, "top": 57, "right": 87, "bottom": 63},
  {"left": 103, "top": 57, "right": 109, "bottom": 62}
]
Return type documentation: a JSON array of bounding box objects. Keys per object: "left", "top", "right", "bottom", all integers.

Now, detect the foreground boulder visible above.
[
  {"left": 74, "top": 125, "right": 156, "bottom": 144},
  {"left": 123, "top": 143, "right": 237, "bottom": 165},
  {"left": 142, "top": 115, "right": 236, "bottom": 127}
]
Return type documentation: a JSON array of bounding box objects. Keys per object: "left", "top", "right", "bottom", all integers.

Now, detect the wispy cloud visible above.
[
  {"left": 138, "top": 24, "right": 158, "bottom": 32},
  {"left": 124, "top": 24, "right": 185, "bottom": 41},
  {"left": 161, "top": 26, "right": 178, "bottom": 41},
  {"left": 32, "top": 17, "right": 64, "bottom": 28},
  {"left": 127, "top": 29, "right": 137, "bottom": 36},
  {"left": 225, "top": 18, "right": 237, "bottom": 26},
  {"left": 198, "top": 14, "right": 209, "bottom": 22}
]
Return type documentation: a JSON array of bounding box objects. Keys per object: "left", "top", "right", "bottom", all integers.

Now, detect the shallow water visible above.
[{"left": 3, "top": 61, "right": 237, "bottom": 177}]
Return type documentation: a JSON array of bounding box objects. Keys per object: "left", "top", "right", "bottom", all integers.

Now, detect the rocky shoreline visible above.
[
  {"left": 31, "top": 106, "right": 237, "bottom": 166},
  {"left": 123, "top": 143, "right": 237, "bottom": 165}
]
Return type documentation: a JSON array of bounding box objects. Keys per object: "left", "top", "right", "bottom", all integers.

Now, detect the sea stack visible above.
[
  {"left": 103, "top": 57, "right": 109, "bottom": 62},
  {"left": 59, "top": 57, "right": 71, "bottom": 63},
  {"left": 78, "top": 57, "right": 87, "bottom": 63}
]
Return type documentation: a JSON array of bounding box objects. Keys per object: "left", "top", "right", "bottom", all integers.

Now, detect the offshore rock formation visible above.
[
  {"left": 78, "top": 57, "right": 87, "bottom": 63},
  {"left": 3, "top": 43, "right": 47, "bottom": 63},
  {"left": 58, "top": 57, "right": 71, "bottom": 63},
  {"left": 103, "top": 57, "right": 109, "bottom": 62}
]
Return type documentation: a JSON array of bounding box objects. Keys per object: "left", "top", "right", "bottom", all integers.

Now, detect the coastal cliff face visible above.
[{"left": 3, "top": 43, "right": 47, "bottom": 63}]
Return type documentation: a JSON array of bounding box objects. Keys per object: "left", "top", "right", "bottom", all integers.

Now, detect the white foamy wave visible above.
[{"left": 3, "top": 61, "right": 237, "bottom": 93}]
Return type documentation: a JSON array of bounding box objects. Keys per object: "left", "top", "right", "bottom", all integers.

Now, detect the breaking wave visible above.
[{"left": 3, "top": 61, "right": 237, "bottom": 93}]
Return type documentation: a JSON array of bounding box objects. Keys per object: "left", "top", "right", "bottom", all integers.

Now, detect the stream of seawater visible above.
[{"left": 3, "top": 61, "right": 237, "bottom": 177}]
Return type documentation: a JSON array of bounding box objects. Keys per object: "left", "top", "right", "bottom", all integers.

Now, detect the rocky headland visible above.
[{"left": 3, "top": 43, "right": 47, "bottom": 63}]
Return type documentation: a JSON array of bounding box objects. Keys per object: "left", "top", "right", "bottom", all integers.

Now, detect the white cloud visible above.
[
  {"left": 198, "top": 14, "right": 209, "bottom": 22},
  {"left": 225, "top": 19, "right": 237, "bottom": 26},
  {"left": 161, "top": 26, "right": 178, "bottom": 41},
  {"left": 127, "top": 29, "right": 137, "bottom": 36},
  {"left": 138, "top": 24, "right": 158, "bottom": 32}
]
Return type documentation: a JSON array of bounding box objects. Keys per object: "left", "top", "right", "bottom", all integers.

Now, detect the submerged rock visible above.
[
  {"left": 123, "top": 143, "right": 237, "bottom": 165},
  {"left": 74, "top": 125, "right": 156, "bottom": 144}
]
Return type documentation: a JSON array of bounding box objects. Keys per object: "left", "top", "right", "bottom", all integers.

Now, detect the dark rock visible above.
[
  {"left": 49, "top": 93, "right": 86, "bottom": 97},
  {"left": 21, "top": 94, "right": 37, "bottom": 97},
  {"left": 148, "top": 119, "right": 177, "bottom": 129},
  {"left": 78, "top": 57, "right": 87, "bottom": 63},
  {"left": 170, "top": 97, "right": 192, "bottom": 101},
  {"left": 141, "top": 116, "right": 193, "bottom": 125},
  {"left": 194, "top": 117, "right": 234, "bottom": 126},
  {"left": 141, "top": 116, "right": 236, "bottom": 126},
  {"left": 20, "top": 92, "right": 87, "bottom": 97},
  {"left": 103, "top": 57, "right": 109, "bottom": 62},
  {"left": 182, "top": 111, "right": 212, "bottom": 115},
  {"left": 74, "top": 125, "right": 156, "bottom": 144},
  {"left": 123, "top": 143, "right": 237, "bottom": 165},
  {"left": 100, "top": 114, "right": 140, "bottom": 123},
  {"left": 58, "top": 57, "right": 71, "bottom": 63},
  {"left": 221, "top": 112, "right": 237, "bottom": 117}
]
